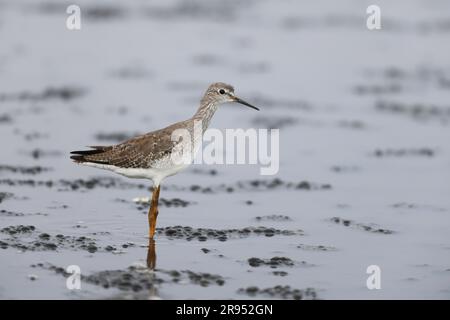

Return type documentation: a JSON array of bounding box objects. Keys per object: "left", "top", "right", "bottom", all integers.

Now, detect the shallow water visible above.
[{"left": 0, "top": 0, "right": 449, "bottom": 299}]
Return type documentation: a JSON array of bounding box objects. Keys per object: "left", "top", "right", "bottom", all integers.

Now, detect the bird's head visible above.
[{"left": 203, "top": 82, "right": 259, "bottom": 111}]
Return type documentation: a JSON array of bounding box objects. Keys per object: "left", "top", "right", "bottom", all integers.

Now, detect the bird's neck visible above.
[{"left": 192, "top": 100, "right": 219, "bottom": 132}]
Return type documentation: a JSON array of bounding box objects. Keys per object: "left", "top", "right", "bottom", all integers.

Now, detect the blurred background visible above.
[{"left": 0, "top": 0, "right": 449, "bottom": 299}]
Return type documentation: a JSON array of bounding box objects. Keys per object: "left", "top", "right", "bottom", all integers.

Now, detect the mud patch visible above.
[
  {"left": 158, "top": 269, "right": 225, "bottom": 287},
  {"left": 38, "top": 3, "right": 127, "bottom": 21},
  {"left": 353, "top": 83, "right": 402, "bottom": 95},
  {"left": 0, "top": 179, "right": 56, "bottom": 188},
  {"left": 282, "top": 14, "right": 378, "bottom": 31},
  {"left": 0, "top": 177, "right": 331, "bottom": 194},
  {"left": 254, "top": 215, "right": 292, "bottom": 222},
  {"left": 247, "top": 257, "right": 303, "bottom": 268},
  {"left": 297, "top": 244, "right": 337, "bottom": 252},
  {"left": 59, "top": 177, "right": 146, "bottom": 191},
  {"left": 0, "top": 177, "right": 146, "bottom": 191},
  {"left": 0, "top": 210, "right": 47, "bottom": 217},
  {"left": 331, "top": 165, "right": 360, "bottom": 173},
  {"left": 14, "top": 130, "right": 49, "bottom": 141},
  {"left": 0, "top": 192, "right": 14, "bottom": 203},
  {"left": 0, "top": 165, "right": 51, "bottom": 175},
  {"left": 36, "top": 263, "right": 160, "bottom": 293},
  {"left": 0, "top": 114, "right": 12, "bottom": 124},
  {"left": 0, "top": 225, "right": 120, "bottom": 253},
  {"left": 190, "top": 168, "right": 218, "bottom": 176},
  {"left": 37, "top": 263, "right": 225, "bottom": 294},
  {"left": 157, "top": 226, "right": 303, "bottom": 242},
  {"left": 372, "top": 148, "right": 435, "bottom": 158},
  {"left": 251, "top": 116, "right": 298, "bottom": 129},
  {"left": 133, "top": 197, "right": 192, "bottom": 209},
  {"left": 144, "top": 1, "right": 245, "bottom": 22},
  {"left": 376, "top": 100, "right": 450, "bottom": 123},
  {"left": 83, "top": 6, "right": 128, "bottom": 20},
  {"left": 329, "top": 217, "right": 395, "bottom": 234},
  {"left": 391, "top": 202, "right": 447, "bottom": 212},
  {"left": 28, "top": 149, "right": 62, "bottom": 159},
  {"left": 0, "top": 210, "right": 25, "bottom": 217},
  {"left": 272, "top": 271, "right": 288, "bottom": 276},
  {"left": 1, "top": 225, "right": 36, "bottom": 235},
  {"left": 0, "top": 87, "right": 85, "bottom": 102},
  {"left": 238, "top": 285, "right": 317, "bottom": 300},
  {"left": 183, "top": 178, "right": 331, "bottom": 193},
  {"left": 337, "top": 120, "right": 367, "bottom": 130},
  {"left": 359, "top": 66, "right": 450, "bottom": 96}
]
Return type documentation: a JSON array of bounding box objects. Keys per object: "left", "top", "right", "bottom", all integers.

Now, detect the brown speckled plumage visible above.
[
  {"left": 71, "top": 119, "right": 191, "bottom": 168},
  {"left": 70, "top": 82, "right": 258, "bottom": 171},
  {"left": 70, "top": 82, "right": 258, "bottom": 241}
]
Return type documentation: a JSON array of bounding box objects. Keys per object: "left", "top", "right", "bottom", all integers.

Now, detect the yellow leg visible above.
[
  {"left": 148, "top": 185, "right": 161, "bottom": 239},
  {"left": 147, "top": 238, "right": 156, "bottom": 270}
]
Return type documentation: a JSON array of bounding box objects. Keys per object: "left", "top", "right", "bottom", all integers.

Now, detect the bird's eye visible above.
[{"left": 219, "top": 89, "right": 226, "bottom": 95}]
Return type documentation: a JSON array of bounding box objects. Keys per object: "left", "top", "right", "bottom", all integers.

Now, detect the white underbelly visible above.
[
  {"left": 80, "top": 161, "right": 190, "bottom": 186},
  {"left": 79, "top": 138, "right": 201, "bottom": 186}
]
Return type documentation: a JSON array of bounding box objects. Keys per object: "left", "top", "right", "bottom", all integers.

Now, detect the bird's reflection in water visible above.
[
  {"left": 145, "top": 238, "right": 160, "bottom": 299},
  {"left": 146, "top": 238, "right": 157, "bottom": 270}
]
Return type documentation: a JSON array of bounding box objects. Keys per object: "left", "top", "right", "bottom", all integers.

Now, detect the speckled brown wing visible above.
[
  {"left": 106, "top": 129, "right": 176, "bottom": 168},
  {"left": 70, "top": 124, "right": 181, "bottom": 168}
]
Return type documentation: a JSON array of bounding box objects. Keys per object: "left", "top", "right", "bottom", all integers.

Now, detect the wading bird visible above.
[{"left": 71, "top": 83, "right": 259, "bottom": 239}]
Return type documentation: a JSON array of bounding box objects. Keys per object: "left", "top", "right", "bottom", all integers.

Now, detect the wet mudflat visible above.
[{"left": 0, "top": 0, "right": 449, "bottom": 299}]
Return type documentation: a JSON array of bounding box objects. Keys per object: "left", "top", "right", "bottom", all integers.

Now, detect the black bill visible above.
[{"left": 233, "top": 97, "right": 260, "bottom": 111}]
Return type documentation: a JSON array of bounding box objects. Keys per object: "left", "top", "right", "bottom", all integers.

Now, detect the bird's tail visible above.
[{"left": 70, "top": 146, "right": 110, "bottom": 164}]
